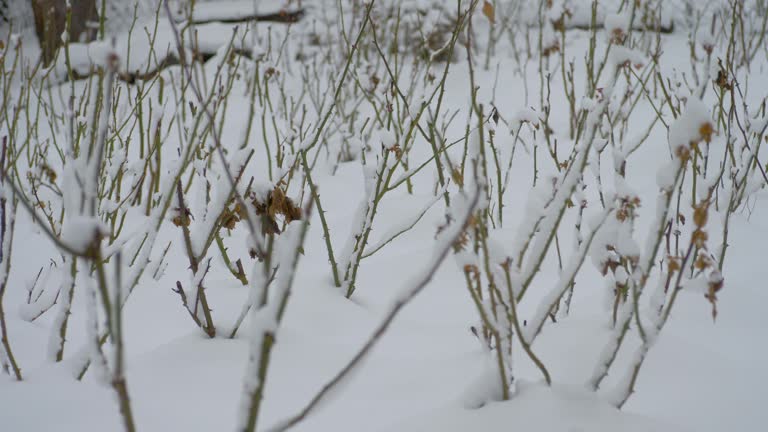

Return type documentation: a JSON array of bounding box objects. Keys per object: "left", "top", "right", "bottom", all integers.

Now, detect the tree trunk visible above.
[
  {"left": 31, "top": 0, "right": 98, "bottom": 66},
  {"left": 1, "top": 0, "right": 8, "bottom": 23}
]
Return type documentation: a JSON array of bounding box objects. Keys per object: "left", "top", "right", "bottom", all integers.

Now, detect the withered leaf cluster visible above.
[
  {"left": 251, "top": 186, "right": 302, "bottom": 235},
  {"left": 219, "top": 185, "right": 303, "bottom": 235},
  {"left": 174, "top": 185, "right": 302, "bottom": 239}
]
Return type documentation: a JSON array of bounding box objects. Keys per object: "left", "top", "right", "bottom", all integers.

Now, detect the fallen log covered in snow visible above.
[{"left": 50, "top": 1, "right": 304, "bottom": 84}]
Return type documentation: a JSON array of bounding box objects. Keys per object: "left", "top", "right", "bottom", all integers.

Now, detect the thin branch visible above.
[{"left": 266, "top": 186, "right": 480, "bottom": 432}]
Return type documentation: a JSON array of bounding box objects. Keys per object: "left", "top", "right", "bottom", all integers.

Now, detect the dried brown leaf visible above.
[{"left": 482, "top": 1, "right": 495, "bottom": 25}]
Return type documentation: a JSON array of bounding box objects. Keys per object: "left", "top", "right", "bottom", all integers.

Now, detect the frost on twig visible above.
[{"left": 238, "top": 199, "right": 314, "bottom": 432}]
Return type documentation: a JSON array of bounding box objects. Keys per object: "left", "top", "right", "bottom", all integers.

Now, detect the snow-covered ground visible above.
[{"left": 1, "top": 1, "right": 767, "bottom": 431}]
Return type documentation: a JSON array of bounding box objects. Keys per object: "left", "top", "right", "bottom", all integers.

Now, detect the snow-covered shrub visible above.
[{"left": 0, "top": 0, "right": 766, "bottom": 431}]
